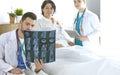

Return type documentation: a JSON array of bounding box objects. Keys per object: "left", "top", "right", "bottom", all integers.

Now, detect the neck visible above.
[
  {"left": 44, "top": 15, "right": 51, "bottom": 19},
  {"left": 44, "top": 15, "right": 54, "bottom": 24},
  {"left": 79, "top": 8, "right": 86, "bottom": 13},
  {"left": 18, "top": 29, "right": 24, "bottom": 39}
]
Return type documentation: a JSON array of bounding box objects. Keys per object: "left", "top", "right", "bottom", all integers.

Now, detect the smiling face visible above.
[
  {"left": 73, "top": 0, "right": 86, "bottom": 11},
  {"left": 41, "top": 0, "right": 56, "bottom": 19},
  {"left": 42, "top": 3, "right": 54, "bottom": 18}
]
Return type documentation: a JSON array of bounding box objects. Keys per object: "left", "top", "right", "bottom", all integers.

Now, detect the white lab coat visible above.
[
  {"left": 73, "top": 9, "right": 101, "bottom": 53},
  {"left": 0, "top": 29, "right": 47, "bottom": 75}
]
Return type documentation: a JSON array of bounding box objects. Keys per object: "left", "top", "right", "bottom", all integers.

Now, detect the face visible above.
[
  {"left": 42, "top": 3, "right": 54, "bottom": 18},
  {"left": 73, "top": 0, "right": 86, "bottom": 10},
  {"left": 20, "top": 17, "right": 36, "bottom": 31}
]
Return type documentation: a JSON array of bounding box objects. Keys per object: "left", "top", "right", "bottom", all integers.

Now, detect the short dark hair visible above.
[
  {"left": 41, "top": 0, "right": 56, "bottom": 15},
  {"left": 21, "top": 12, "right": 37, "bottom": 21}
]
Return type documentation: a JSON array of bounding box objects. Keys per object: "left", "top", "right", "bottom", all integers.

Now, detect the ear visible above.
[{"left": 19, "top": 20, "right": 22, "bottom": 24}]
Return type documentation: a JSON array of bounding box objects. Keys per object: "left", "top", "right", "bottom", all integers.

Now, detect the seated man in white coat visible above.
[{"left": 0, "top": 12, "right": 47, "bottom": 75}]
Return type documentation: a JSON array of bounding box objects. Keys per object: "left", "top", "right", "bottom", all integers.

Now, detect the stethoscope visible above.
[
  {"left": 74, "top": 8, "right": 86, "bottom": 27},
  {"left": 16, "top": 29, "right": 26, "bottom": 56},
  {"left": 74, "top": 8, "right": 86, "bottom": 35}
]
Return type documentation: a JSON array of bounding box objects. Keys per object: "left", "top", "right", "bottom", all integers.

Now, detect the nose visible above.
[
  {"left": 27, "top": 25, "right": 33, "bottom": 30},
  {"left": 48, "top": 8, "right": 52, "bottom": 12}
]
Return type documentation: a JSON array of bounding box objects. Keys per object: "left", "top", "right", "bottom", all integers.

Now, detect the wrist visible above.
[
  {"left": 35, "top": 68, "right": 41, "bottom": 73},
  {"left": 8, "top": 69, "right": 12, "bottom": 73}
]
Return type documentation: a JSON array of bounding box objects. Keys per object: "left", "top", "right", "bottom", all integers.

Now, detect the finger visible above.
[
  {"left": 34, "top": 60, "right": 38, "bottom": 66},
  {"left": 35, "top": 59, "right": 38, "bottom": 62},
  {"left": 39, "top": 59, "right": 43, "bottom": 65}
]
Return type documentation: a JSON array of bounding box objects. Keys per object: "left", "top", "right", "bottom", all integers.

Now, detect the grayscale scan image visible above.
[{"left": 24, "top": 30, "right": 56, "bottom": 63}]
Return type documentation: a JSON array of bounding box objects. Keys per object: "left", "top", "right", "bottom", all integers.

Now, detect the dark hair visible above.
[
  {"left": 21, "top": 12, "right": 37, "bottom": 21},
  {"left": 41, "top": 0, "right": 56, "bottom": 15}
]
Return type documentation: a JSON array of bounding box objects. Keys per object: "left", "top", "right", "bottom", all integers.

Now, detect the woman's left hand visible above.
[{"left": 68, "top": 42, "right": 74, "bottom": 46}]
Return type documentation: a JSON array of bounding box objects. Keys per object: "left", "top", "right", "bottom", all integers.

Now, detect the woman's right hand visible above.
[{"left": 56, "top": 43, "right": 64, "bottom": 48}]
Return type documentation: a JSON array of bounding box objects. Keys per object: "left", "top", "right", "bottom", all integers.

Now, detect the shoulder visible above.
[
  {"left": 1, "top": 29, "right": 16, "bottom": 36},
  {"left": 0, "top": 29, "right": 16, "bottom": 43},
  {"left": 85, "top": 9, "right": 98, "bottom": 18},
  {"left": 35, "top": 18, "right": 44, "bottom": 26},
  {"left": 84, "top": 9, "right": 99, "bottom": 21},
  {"left": 36, "top": 18, "right": 44, "bottom": 22},
  {"left": 36, "top": 17, "right": 50, "bottom": 23}
]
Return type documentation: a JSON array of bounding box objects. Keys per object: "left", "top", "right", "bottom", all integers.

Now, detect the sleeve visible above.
[
  {"left": 0, "top": 34, "right": 14, "bottom": 73},
  {"left": 87, "top": 14, "right": 101, "bottom": 41},
  {"left": 30, "top": 63, "right": 36, "bottom": 72}
]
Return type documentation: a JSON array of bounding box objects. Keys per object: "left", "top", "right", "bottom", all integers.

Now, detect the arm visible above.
[
  {"left": 76, "top": 13, "right": 100, "bottom": 42},
  {"left": 87, "top": 14, "right": 101, "bottom": 41},
  {"left": 0, "top": 34, "right": 14, "bottom": 73},
  {"left": 0, "top": 32, "right": 23, "bottom": 74}
]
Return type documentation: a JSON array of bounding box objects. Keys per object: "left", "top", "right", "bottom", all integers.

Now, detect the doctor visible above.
[
  {"left": 0, "top": 12, "right": 47, "bottom": 75},
  {"left": 73, "top": 0, "right": 101, "bottom": 52}
]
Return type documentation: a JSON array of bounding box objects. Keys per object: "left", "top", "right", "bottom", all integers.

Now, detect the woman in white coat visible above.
[
  {"left": 73, "top": 0, "right": 101, "bottom": 52},
  {"left": 0, "top": 12, "right": 47, "bottom": 75}
]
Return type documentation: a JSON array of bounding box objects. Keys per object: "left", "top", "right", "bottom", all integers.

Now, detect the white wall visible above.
[
  {"left": 0, "top": 0, "right": 100, "bottom": 26},
  {"left": 87, "top": 0, "right": 100, "bottom": 19},
  {"left": 101, "top": 0, "right": 120, "bottom": 58},
  {"left": 0, "top": 0, "right": 44, "bottom": 23},
  {"left": 1, "top": 0, "right": 74, "bottom": 24}
]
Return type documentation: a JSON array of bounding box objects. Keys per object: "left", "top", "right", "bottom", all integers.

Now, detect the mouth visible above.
[
  {"left": 75, "top": 5, "right": 79, "bottom": 7},
  {"left": 75, "top": 6, "right": 79, "bottom": 8}
]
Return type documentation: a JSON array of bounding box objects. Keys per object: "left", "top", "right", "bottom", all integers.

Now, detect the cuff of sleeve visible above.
[
  {"left": 4, "top": 66, "right": 14, "bottom": 73},
  {"left": 30, "top": 63, "right": 36, "bottom": 72}
]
